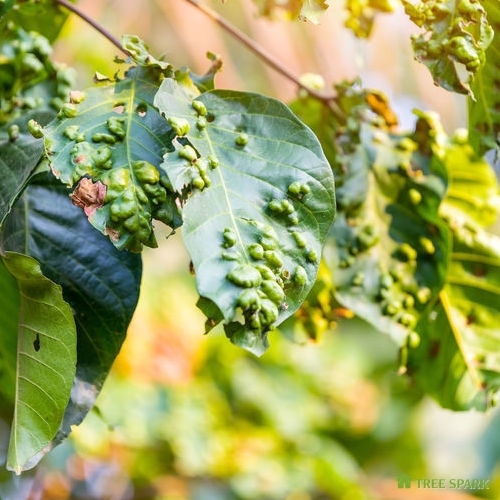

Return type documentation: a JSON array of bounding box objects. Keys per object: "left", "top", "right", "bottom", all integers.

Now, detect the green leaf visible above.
[
  {"left": 408, "top": 141, "right": 500, "bottom": 410},
  {"left": 441, "top": 133, "right": 500, "bottom": 225},
  {"left": 0, "top": 0, "right": 69, "bottom": 43},
  {"left": 0, "top": 252, "right": 76, "bottom": 474},
  {"left": 468, "top": 0, "right": 500, "bottom": 154},
  {"left": 0, "top": 26, "right": 74, "bottom": 125},
  {"left": 325, "top": 116, "right": 449, "bottom": 345},
  {"left": 1, "top": 174, "right": 142, "bottom": 447},
  {"left": 154, "top": 80, "right": 336, "bottom": 355},
  {"left": 403, "top": 0, "right": 494, "bottom": 96},
  {"left": 44, "top": 61, "right": 180, "bottom": 252},
  {"left": 0, "top": 116, "right": 45, "bottom": 228},
  {"left": 0, "top": 254, "right": 19, "bottom": 412}
]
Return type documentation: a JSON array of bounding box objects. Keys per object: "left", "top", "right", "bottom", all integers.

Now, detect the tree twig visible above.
[
  {"left": 55, "top": 0, "right": 131, "bottom": 57},
  {"left": 182, "top": 0, "right": 341, "bottom": 109}
]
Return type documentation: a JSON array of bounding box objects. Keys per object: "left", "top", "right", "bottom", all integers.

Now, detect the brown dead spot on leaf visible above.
[
  {"left": 105, "top": 226, "right": 120, "bottom": 241},
  {"left": 70, "top": 177, "right": 106, "bottom": 216},
  {"left": 74, "top": 154, "right": 87, "bottom": 164}
]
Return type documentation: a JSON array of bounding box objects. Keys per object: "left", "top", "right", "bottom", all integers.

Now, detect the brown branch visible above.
[
  {"left": 182, "top": 0, "right": 341, "bottom": 108},
  {"left": 55, "top": 0, "right": 131, "bottom": 57}
]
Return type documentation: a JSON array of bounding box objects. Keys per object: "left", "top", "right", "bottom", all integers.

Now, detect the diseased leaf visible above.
[
  {"left": 408, "top": 139, "right": 500, "bottom": 410},
  {"left": 403, "top": 0, "right": 494, "bottom": 96},
  {"left": 44, "top": 38, "right": 180, "bottom": 252},
  {"left": 468, "top": 0, "right": 500, "bottom": 154},
  {"left": 1, "top": 174, "right": 142, "bottom": 451},
  {"left": 0, "top": 26, "right": 72, "bottom": 125},
  {"left": 325, "top": 118, "right": 449, "bottom": 345},
  {"left": 344, "top": 0, "right": 397, "bottom": 38},
  {"left": 0, "top": 252, "right": 76, "bottom": 474},
  {"left": 0, "top": 0, "right": 68, "bottom": 43},
  {"left": 293, "top": 85, "right": 448, "bottom": 346},
  {"left": 0, "top": 117, "right": 45, "bottom": 228},
  {"left": 155, "top": 79, "right": 336, "bottom": 355}
]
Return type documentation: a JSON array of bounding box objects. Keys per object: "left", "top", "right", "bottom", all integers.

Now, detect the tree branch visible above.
[
  {"left": 182, "top": 0, "right": 341, "bottom": 107},
  {"left": 55, "top": 0, "right": 131, "bottom": 57}
]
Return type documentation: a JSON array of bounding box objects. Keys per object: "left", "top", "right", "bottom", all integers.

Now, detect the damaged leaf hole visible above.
[
  {"left": 33, "top": 333, "right": 40, "bottom": 352},
  {"left": 112, "top": 103, "right": 125, "bottom": 114},
  {"left": 136, "top": 103, "right": 147, "bottom": 117}
]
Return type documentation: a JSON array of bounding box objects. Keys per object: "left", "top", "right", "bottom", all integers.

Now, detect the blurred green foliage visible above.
[{"left": 1, "top": 245, "right": 495, "bottom": 499}]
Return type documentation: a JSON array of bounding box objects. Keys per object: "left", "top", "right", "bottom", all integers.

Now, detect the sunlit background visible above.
[{"left": 2, "top": 0, "right": 499, "bottom": 498}]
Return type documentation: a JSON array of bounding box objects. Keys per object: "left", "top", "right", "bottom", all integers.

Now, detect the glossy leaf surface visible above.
[{"left": 0, "top": 175, "right": 142, "bottom": 461}]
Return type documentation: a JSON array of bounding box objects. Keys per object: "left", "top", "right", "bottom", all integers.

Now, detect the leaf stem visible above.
[
  {"left": 54, "top": 0, "right": 131, "bottom": 57},
  {"left": 182, "top": 0, "right": 342, "bottom": 111}
]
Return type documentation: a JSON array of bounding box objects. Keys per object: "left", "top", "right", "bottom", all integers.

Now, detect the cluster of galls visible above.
[
  {"left": 221, "top": 224, "right": 286, "bottom": 331},
  {"left": 102, "top": 160, "right": 171, "bottom": 251},
  {"left": 407, "top": 0, "right": 493, "bottom": 74},
  {"left": 1, "top": 25, "right": 74, "bottom": 123},
  {"left": 222, "top": 192, "right": 315, "bottom": 334},
  {"left": 171, "top": 99, "right": 220, "bottom": 192},
  {"left": 63, "top": 100, "right": 173, "bottom": 251},
  {"left": 177, "top": 144, "right": 219, "bottom": 191}
]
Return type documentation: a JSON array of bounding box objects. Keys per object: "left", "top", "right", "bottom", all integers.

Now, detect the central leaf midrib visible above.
[{"left": 201, "top": 126, "right": 249, "bottom": 262}]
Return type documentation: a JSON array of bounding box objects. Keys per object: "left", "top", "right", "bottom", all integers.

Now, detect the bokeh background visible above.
[{"left": 2, "top": 1, "right": 499, "bottom": 498}]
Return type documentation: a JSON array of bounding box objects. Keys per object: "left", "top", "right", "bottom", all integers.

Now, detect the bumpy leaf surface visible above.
[
  {"left": 45, "top": 60, "right": 179, "bottom": 252},
  {"left": 344, "top": 0, "right": 397, "bottom": 38},
  {"left": 403, "top": 0, "right": 494, "bottom": 96},
  {"left": 293, "top": 86, "right": 449, "bottom": 345},
  {"left": 0, "top": 174, "right": 142, "bottom": 451},
  {"left": 0, "top": 0, "right": 68, "bottom": 42},
  {"left": 408, "top": 137, "right": 500, "bottom": 410},
  {"left": 292, "top": 82, "right": 500, "bottom": 409},
  {"left": 0, "top": 252, "right": 76, "bottom": 474},
  {"left": 469, "top": 0, "right": 500, "bottom": 154},
  {"left": 0, "top": 116, "right": 45, "bottom": 228},
  {"left": 326, "top": 121, "right": 449, "bottom": 345},
  {"left": 155, "top": 80, "right": 336, "bottom": 354}
]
